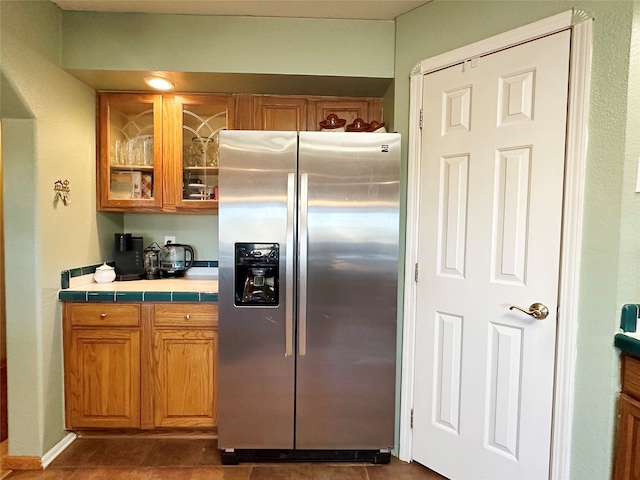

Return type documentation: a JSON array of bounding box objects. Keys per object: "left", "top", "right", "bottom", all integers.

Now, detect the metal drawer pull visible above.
[
  {"left": 185, "top": 314, "right": 190, "bottom": 320},
  {"left": 509, "top": 302, "right": 549, "bottom": 320},
  {"left": 100, "top": 313, "right": 107, "bottom": 318}
]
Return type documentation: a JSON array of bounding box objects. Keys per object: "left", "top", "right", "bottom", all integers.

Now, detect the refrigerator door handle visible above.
[
  {"left": 299, "top": 172, "right": 309, "bottom": 356},
  {"left": 285, "top": 172, "right": 295, "bottom": 357}
]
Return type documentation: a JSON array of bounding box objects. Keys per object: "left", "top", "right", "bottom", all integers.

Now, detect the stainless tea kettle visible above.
[{"left": 160, "top": 242, "right": 194, "bottom": 277}]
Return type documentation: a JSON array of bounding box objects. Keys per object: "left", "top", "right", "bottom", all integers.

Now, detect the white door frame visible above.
[{"left": 399, "top": 9, "right": 593, "bottom": 479}]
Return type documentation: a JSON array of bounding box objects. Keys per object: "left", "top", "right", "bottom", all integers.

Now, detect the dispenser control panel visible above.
[{"left": 234, "top": 243, "right": 279, "bottom": 306}]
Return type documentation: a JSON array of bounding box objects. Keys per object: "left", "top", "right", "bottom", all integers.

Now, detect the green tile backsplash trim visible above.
[
  {"left": 615, "top": 334, "right": 640, "bottom": 357},
  {"left": 61, "top": 262, "right": 113, "bottom": 288},
  {"left": 620, "top": 304, "right": 639, "bottom": 332},
  {"left": 142, "top": 291, "right": 173, "bottom": 302},
  {"left": 616, "top": 305, "right": 640, "bottom": 358},
  {"left": 58, "top": 289, "right": 218, "bottom": 302},
  {"left": 171, "top": 292, "right": 200, "bottom": 302},
  {"left": 193, "top": 260, "right": 219, "bottom": 268},
  {"left": 115, "top": 292, "right": 144, "bottom": 302},
  {"left": 60, "top": 270, "right": 70, "bottom": 289}
]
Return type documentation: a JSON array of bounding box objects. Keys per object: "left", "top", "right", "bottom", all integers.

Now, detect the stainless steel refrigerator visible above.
[{"left": 217, "top": 130, "right": 400, "bottom": 464}]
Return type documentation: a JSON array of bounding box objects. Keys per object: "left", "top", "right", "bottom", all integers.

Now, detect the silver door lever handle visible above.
[{"left": 509, "top": 303, "right": 549, "bottom": 320}]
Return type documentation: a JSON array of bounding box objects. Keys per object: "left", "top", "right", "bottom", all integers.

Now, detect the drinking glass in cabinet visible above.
[{"left": 180, "top": 102, "right": 225, "bottom": 203}]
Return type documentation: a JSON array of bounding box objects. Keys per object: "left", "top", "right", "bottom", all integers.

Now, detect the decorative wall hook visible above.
[{"left": 54, "top": 179, "right": 71, "bottom": 206}]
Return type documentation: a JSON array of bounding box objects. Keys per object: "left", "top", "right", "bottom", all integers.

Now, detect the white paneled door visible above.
[{"left": 412, "top": 30, "right": 571, "bottom": 480}]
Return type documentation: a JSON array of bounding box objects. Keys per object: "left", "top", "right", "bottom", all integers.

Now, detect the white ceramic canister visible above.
[{"left": 94, "top": 262, "right": 116, "bottom": 284}]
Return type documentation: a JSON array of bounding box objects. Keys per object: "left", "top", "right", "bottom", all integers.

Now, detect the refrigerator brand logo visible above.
[{"left": 381, "top": 145, "right": 389, "bottom": 153}]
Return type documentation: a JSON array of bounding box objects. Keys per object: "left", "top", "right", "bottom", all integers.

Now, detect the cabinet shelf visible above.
[
  {"left": 184, "top": 167, "right": 219, "bottom": 174},
  {"left": 111, "top": 165, "right": 155, "bottom": 172}
]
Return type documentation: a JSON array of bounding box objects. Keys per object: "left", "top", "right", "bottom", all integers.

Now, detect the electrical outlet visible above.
[{"left": 164, "top": 235, "right": 176, "bottom": 245}]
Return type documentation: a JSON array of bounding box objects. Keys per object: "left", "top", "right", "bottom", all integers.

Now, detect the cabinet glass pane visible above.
[
  {"left": 108, "top": 100, "right": 155, "bottom": 201},
  {"left": 182, "top": 104, "right": 226, "bottom": 201}
]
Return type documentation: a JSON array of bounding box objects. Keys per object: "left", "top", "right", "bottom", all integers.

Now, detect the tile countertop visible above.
[
  {"left": 58, "top": 265, "right": 218, "bottom": 302},
  {"left": 615, "top": 304, "right": 640, "bottom": 358}
]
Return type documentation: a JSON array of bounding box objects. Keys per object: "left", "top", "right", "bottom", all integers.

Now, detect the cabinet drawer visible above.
[
  {"left": 69, "top": 304, "right": 140, "bottom": 327},
  {"left": 154, "top": 303, "right": 218, "bottom": 328},
  {"left": 622, "top": 354, "right": 640, "bottom": 400}
]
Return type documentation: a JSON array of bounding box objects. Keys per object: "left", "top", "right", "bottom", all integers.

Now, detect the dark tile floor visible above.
[{"left": 6, "top": 438, "right": 447, "bottom": 479}]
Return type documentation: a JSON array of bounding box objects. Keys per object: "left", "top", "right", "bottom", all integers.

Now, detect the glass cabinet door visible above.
[
  {"left": 98, "top": 93, "right": 163, "bottom": 211},
  {"left": 172, "top": 94, "right": 234, "bottom": 211}
]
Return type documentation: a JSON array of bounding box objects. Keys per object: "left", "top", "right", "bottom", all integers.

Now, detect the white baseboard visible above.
[{"left": 41, "top": 432, "right": 76, "bottom": 468}]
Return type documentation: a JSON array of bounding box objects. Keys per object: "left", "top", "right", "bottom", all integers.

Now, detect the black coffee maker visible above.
[{"left": 114, "top": 233, "right": 145, "bottom": 281}]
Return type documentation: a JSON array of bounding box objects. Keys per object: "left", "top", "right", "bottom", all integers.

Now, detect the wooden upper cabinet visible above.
[
  {"left": 97, "top": 92, "right": 234, "bottom": 214},
  {"left": 97, "top": 92, "right": 164, "bottom": 212},
  {"left": 164, "top": 94, "right": 234, "bottom": 213},
  {"left": 97, "top": 92, "right": 384, "bottom": 213},
  {"left": 236, "top": 94, "right": 383, "bottom": 132},
  {"left": 253, "top": 96, "right": 308, "bottom": 131},
  {"left": 310, "top": 97, "right": 383, "bottom": 131}
]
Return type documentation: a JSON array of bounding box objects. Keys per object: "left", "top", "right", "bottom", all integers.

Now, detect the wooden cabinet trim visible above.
[
  {"left": 614, "top": 393, "right": 640, "bottom": 479},
  {"left": 140, "top": 304, "right": 155, "bottom": 429},
  {"left": 622, "top": 354, "right": 640, "bottom": 400}
]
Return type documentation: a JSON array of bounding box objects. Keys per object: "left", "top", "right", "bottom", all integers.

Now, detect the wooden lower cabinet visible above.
[
  {"left": 152, "top": 303, "right": 218, "bottom": 427},
  {"left": 66, "top": 329, "right": 140, "bottom": 428},
  {"left": 63, "top": 302, "right": 218, "bottom": 430},
  {"left": 615, "top": 354, "right": 640, "bottom": 479}
]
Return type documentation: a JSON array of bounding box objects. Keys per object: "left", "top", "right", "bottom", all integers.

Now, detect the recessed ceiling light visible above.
[{"left": 144, "top": 77, "right": 175, "bottom": 91}]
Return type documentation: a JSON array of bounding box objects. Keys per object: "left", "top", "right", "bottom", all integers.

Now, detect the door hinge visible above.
[
  {"left": 419, "top": 109, "right": 423, "bottom": 130},
  {"left": 414, "top": 263, "right": 419, "bottom": 282},
  {"left": 410, "top": 408, "right": 414, "bottom": 428}
]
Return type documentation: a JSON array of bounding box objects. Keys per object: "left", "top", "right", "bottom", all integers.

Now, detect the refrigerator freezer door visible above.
[
  {"left": 218, "top": 130, "right": 297, "bottom": 449},
  {"left": 295, "top": 132, "right": 400, "bottom": 449}
]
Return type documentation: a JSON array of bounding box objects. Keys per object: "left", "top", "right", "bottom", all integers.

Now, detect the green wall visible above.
[
  {"left": 123, "top": 214, "right": 218, "bottom": 260},
  {"left": 1, "top": 2, "right": 398, "bottom": 459},
  {"left": 0, "top": 0, "right": 123, "bottom": 456},
  {"left": 62, "top": 10, "right": 398, "bottom": 260},
  {"left": 3, "top": 2, "right": 639, "bottom": 476},
  {"left": 62, "top": 12, "right": 395, "bottom": 78},
  {"left": 395, "top": 2, "right": 638, "bottom": 479}
]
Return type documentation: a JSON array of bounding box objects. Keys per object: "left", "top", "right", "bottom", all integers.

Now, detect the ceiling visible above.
[{"left": 51, "top": 0, "right": 430, "bottom": 21}]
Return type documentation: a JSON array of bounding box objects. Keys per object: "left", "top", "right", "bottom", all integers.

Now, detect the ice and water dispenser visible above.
[{"left": 234, "top": 243, "right": 279, "bottom": 306}]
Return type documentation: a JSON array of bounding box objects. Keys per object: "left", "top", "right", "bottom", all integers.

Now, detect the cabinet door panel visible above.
[
  {"left": 98, "top": 93, "right": 164, "bottom": 212},
  {"left": 254, "top": 96, "right": 307, "bottom": 131},
  {"left": 68, "top": 330, "right": 140, "bottom": 428},
  {"left": 615, "top": 393, "right": 640, "bottom": 480},
  {"left": 167, "top": 94, "right": 234, "bottom": 212},
  {"left": 153, "top": 330, "right": 218, "bottom": 427}
]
